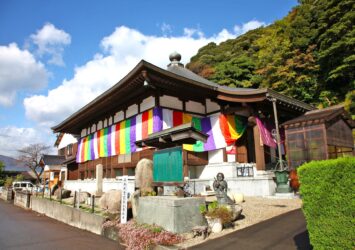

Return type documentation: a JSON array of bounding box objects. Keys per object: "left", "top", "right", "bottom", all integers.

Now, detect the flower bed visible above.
[{"left": 117, "top": 220, "right": 183, "bottom": 250}]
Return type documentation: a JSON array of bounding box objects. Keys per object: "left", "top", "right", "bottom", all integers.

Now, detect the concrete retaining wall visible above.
[
  {"left": 31, "top": 196, "right": 105, "bottom": 235},
  {"left": 0, "top": 188, "right": 13, "bottom": 201},
  {"left": 137, "top": 196, "right": 206, "bottom": 233},
  {"left": 14, "top": 191, "right": 31, "bottom": 209}
]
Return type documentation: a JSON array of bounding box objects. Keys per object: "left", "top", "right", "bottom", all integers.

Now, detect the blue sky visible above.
[{"left": 0, "top": 0, "right": 298, "bottom": 156}]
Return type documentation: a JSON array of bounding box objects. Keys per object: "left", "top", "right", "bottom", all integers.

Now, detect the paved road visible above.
[
  {"left": 190, "top": 209, "right": 312, "bottom": 250},
  {"left": 0, "top": 200, "right": 122, "bottom": 250}
]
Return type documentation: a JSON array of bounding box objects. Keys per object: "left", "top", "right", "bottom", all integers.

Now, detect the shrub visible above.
[
  {"left": 4, "top": 177, "right": 13, "bottom": 188},
  {"left": 298, "top": 157, "right": 355, "bottom": 250},
  {"left": 118, "top": 220, "right": 183, "bottom": 250},
  {"left": 199, "top": 201, "right": 233, "bottom": 225}
]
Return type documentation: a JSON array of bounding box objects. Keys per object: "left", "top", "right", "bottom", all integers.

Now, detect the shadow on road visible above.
[{"left": 293, "top": 230, "right": 312, "bottom": 250}]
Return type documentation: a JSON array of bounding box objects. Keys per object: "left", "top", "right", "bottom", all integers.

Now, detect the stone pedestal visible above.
[
  {"left": 96, "top": 164, "right": 103, "bottom": 196},
  {"left": 137, "top": 196, "right": 206, "bottom": 233}
]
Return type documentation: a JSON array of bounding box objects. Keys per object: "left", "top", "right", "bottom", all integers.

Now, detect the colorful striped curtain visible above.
[{"left": 76, "top": 107, "right": 247, "bottom": 163}]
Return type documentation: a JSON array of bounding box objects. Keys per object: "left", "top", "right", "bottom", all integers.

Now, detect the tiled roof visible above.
[{"left": 42, "top": 154, "right": 65, "bottom": 165}]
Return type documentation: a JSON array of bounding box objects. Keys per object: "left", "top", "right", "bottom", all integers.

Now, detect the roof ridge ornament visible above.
[{"left": 167, "top": 51, "right": 184, "bottom": 68}]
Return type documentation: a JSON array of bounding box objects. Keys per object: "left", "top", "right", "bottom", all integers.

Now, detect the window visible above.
[
  {"left": 67, "top": 144, "right": 73, "bottom": 156},
  {"left": 58, "top": 148, "right": 65, "bottom": 156},
  {"left": 127, "top": 168, "right": 135, "bottom": 176},
  {"left": 114, "top": 169, "right": 123, "bottom": 177}
]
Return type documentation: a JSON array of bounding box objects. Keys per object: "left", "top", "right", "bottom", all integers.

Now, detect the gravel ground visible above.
[{"left": 176, "top": 196, "right": 302, "bottom": 249}]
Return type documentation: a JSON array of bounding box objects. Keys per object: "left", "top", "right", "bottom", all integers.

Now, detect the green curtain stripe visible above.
[
  {"left": 235, "top": 116, "right": 246, "bottom": 134},
  {"left": 103, "top": 128, "right": 108, "bottom": 157},
  {"left": 192, "top": 117, "right": 204, "bottom": 152},
  {"left": 125, "top": 119, "right": 131, "bottom": 153},
  {"left": 87, "top": 134, "right": 92, "bottom": 160}
]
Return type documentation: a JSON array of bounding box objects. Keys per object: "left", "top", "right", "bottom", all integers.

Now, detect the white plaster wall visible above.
[
  {"left": 97, "top": 121, "right": 103, "bottom": 130},
  {"left": 195, "top": 162, "right": 238, "bottom": 179},
  {"left": 91, "top": 124, "right": 97, "bottom": 133},
  {"left": 208, "top": 149, "right": 224, "bottom": 164},
  {"left": 185, "top": 100, "right": 205, "bottom": 114},
  {"left": 64, "top": 178, "right": 135, "bottom": 196},
  {"left": 160, "top": 95, "right": 183, "bottom": 110},
  {"left": 81, "top": 129, "right": 87, "bottom": 137},
  {"left": 206, "top": 99, "right": 220, "bottom": 113},
  {"left": 108, "top": 116, "right": 113, "bottom": 126},
  {"left": 187, "top": 176, "right": 276, "bottom": 196},
  {"left": 126, "top": 104, "right": 138, "bottom": 118},
  {"left": 140, "top": 96, "right": 155, "bottom": 112},
  {"left": 58, "top": 134, "right": 78, "bottom": 150},
  {"left": 103, "top": 119, "right": 108, "bottom": 128},
  {"left": 114, "top": 111, "right": 124, "bottom": 123}
]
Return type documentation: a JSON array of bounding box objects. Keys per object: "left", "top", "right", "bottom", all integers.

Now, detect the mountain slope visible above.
[
  {"left": 0, "top": 155, "right": 27, "bottom": 172},
  {"left": 187, "top": 0, "right": 354, "bottom": 113}
]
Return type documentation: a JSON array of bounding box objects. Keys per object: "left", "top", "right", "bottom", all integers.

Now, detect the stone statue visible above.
[{"left": 213, "top": 173, "right": 234, "bottom": 205}]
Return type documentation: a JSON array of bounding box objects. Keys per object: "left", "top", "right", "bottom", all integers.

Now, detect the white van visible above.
[{"left": 12, "top": 181, "right": 35, "bottom": 191}]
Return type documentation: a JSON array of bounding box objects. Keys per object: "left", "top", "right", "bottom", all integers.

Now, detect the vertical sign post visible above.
[{"left": 120, "top": 175, "right": 129, "bottom": 224}]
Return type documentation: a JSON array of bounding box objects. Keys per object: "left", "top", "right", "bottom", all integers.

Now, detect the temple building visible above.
[{"left": 52, "top": 52, "right": 318, "bottom": 196}]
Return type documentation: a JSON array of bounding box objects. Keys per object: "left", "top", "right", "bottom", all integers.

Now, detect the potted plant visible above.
[{"left": 199, "top": 201, "right": 233, "bottom": 233}]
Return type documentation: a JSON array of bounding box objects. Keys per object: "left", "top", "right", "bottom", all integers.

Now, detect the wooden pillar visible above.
[
  {"left": 183, "top": 150, "right": 188, "bottom": 178},
  {"left": 253, "top": 123, "right": 266, "bottom": 170},
  {"left": 236, "top": 133, "right": 248, "bottom": 163}
]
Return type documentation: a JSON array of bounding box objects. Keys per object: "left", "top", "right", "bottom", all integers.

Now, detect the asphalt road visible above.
[
  {"left": 190, "top": 209, "right": 312, "bottom": 250},
  {"left": 0, "top": 200, "right": 122, "bottom": 250}
]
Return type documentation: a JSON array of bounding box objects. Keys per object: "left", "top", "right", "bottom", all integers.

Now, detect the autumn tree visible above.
[
  {"left": 18, "top": 143, "right": 50, "bottom": 184},
  {"left": 187, "top": 0, "right": 354, "bottom": 108}
]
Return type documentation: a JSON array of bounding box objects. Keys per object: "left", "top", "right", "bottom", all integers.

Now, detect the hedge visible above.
[{"left": 298, "top": 157, "right": 355, "bottom": 250}]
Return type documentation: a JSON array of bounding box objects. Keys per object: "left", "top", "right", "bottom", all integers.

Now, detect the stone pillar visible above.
[{"left": 96, "top": 164, "right": 103, "bottom": 196}]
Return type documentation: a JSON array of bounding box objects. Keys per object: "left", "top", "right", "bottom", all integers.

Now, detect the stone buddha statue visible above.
[{"left": 213, "top": 172, "right": 234, "bottom": 205}]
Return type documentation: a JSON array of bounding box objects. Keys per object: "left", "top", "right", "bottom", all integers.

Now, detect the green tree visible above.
[
  {"left": 186, "top": 0, "right": 354, "bottom": 108},
  {"left": 0, "top": 161, "right": 4, "bottom": 186},
  {"left": 210, "top": 56, "right": 260, "bottom": 88}
]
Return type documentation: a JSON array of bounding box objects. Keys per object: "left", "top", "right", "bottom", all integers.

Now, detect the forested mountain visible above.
[{"left": 187, "top": 0, "right": 354, "bottom": 115}]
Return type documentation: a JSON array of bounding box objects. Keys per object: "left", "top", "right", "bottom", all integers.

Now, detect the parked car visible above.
[{"left": 12, "top": 181, "right": 35, "bottom": 192}]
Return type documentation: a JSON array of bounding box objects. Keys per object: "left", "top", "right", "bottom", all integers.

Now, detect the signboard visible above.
[
  {"left": 153, "top": 146, "right": 183, "bottom": 183},
  {"left": 120, "top": 175, "right": 129, "bottom": 224}
]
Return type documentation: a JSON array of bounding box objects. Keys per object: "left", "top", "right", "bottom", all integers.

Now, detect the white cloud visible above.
[
  {"left": 0, "top": 126, "right": 56, "bottom": 157},
  {"left": 183, "top": 27, "right": 204, "bottom": 38},
  {"left": 234, "top": 20, "right": 266, "bottom": 35},
  {"left": 160, "top": 22, "right": 173, "bottom": 36},
  {"left": 24, "top": 21, "right": 264, "bottom": 128},
  {"left": 0, "top": 43, "right": 48, "bottom": 106},
  {"left": 30, "top": 23, "right": 71, "bottom": 66}
]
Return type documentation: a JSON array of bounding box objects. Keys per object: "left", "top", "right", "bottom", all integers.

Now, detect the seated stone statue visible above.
[{"left": 213, "top": 172, "right": 234, "bottom": 205}]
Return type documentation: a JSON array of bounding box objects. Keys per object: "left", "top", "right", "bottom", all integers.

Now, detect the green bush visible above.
[
  {"left": 298, "top": 157, "right": 355, "bottom": 250},
  {"left": 4, "top": 177, "right": 13, "bottom": 188}
]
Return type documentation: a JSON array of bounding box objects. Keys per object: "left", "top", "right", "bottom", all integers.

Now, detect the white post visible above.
[
  {"left": 96, "top": 164, "right": 103, "bottom": 196},
  {"left": 120, "top": 176, "right": 129, "bottom": 224}
]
